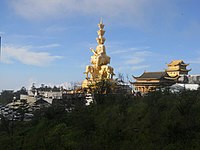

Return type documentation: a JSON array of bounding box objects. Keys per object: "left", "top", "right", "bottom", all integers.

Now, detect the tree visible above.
[
  {"left": 14, "top": 86, "right": 28, "bottom": 100},
  {"left": 89, "top": 79, "right": 115, "bottom": 94},
  {"left": 0, "top": 90, "right": 14, "bottom": 104}
]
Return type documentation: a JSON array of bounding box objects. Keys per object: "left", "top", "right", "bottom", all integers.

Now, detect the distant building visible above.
[
  {"left": 39, "top": 91, "right": 62, "bottom": 99},
  {"left": 170, "top": 83, "right": 199, "bottom": 92},
  {"left": 165, "top": 60, "right": 191, "bottom": 77},
  {"left": 131, "top": 60, "right": 191, "bottom": 94},
  {"left": 28, "top": 87, "right": 63, "bottom": 100},
  {"left": 188, "top": 75, "right": 200, "bottom": 84},
  {"left": 20, "top": 94, "right": 37, "bottom": 105},
  {"left": 131, "top": 72, "right": 175, "bottom": 93}
]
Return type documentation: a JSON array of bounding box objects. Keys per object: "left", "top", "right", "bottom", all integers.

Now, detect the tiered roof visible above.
[
  {"left": 167, "top": 60, "right": 189, "bottom": 66},
  {"left": 166, "top": 60, "right": 191, "bottom": 72}
]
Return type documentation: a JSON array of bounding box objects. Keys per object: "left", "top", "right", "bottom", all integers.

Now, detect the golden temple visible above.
[
  {"left": 165, "top": 60, "right": 191, "bottom": 77},
  {"left": 131, "top": 60, "right": 191, "bottom": 93}
]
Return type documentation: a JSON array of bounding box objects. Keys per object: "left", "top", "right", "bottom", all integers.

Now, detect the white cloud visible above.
[
  {"left": 37, "top": 44, "right": 61, "bottom": 49},
  {"left": 131, "top": 65, "right": 149, "bottom": 71},
  {"left": 109, "top": 46, "right": 150, "bottom": 55},
  {"left": 112, "top": 46, "right": 153, "bottom": 74},
  {"left": 10, "top": 0, "right": 176, "bottom": 27},
  {"left": 109, "top": 50, "right": 128, "bottom": 55},
  {"left": 10, "top": 0, "right": 142, "bottom": 19},
  {"left": 1, "top": 45, "right": 62, "bottom": 66},
  {"left": 118, "top": 65, "right": 149, "bottom": 72},
  {"left": 124, "top": 51, "right": 152, "bottom": 65},
  {"left": 125, "top": 57, "right": 145, "bottom": 65}
]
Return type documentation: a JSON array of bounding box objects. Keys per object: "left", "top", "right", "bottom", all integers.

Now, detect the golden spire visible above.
[
  {"left": 100, "top": 17, "right": 103, "bottom": 24},
  {"left": 96, "top": 19, "right": 106, "bottom": 45}
]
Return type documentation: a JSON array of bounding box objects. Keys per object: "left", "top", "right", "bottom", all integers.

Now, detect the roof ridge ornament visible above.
[{"left": 100, "top": 17, "right": 103, "bottom": 24}]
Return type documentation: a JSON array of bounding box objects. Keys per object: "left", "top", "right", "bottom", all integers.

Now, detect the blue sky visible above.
[{"left": 0, "top": 0, "right": 200, "bottom": 91}]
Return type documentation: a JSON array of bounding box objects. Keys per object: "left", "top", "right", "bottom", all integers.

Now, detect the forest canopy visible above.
[{"left": 1, "top": 89, "right": 200, "bottom": 150}]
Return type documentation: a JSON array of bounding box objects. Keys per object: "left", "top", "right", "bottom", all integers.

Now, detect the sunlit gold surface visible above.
[{"left": 82, "top": 20, "right": 115, "bottom": 89}]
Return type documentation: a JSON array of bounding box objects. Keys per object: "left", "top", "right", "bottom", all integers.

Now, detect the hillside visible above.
[{"left": 1, "top": 89, "right": 200, "bottom": 150}]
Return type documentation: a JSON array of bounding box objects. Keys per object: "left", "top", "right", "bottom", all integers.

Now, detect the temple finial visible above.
[
  {"left": 100, "top": 17, "right": 103, "bottom": 24},
  {"left": 97, "top": 18, "right": 105, "bottom": 45}
]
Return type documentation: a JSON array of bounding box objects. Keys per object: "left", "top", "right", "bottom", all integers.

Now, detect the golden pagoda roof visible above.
[{"left": 167, "top": 60, "right": 189, "bottom": 66}]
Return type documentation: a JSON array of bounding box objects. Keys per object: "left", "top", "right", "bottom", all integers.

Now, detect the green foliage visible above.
[
  {"left": 0, "top": 87, "right": 28, "bottom": 104},
  {"left": 88, "top": 79, "right": 115, "bottom": 94},
  {"left": 0, "top": 90, "right": 14, "bottom": 104},
  {"left": 1, "top": 90, "right": 200, "bottom": 149}
]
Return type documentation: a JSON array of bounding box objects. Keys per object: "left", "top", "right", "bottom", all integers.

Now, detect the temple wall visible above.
[{"left": 136, "top": 79, "right": 160, "bottom": 83}]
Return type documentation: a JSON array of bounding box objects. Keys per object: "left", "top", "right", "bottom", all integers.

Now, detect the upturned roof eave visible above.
[
  {"left": 132, "top": 72, "right": 166, "bottom": 80},
  {"left": 166, "top": 69, "right": 191, "bottom": 72}
]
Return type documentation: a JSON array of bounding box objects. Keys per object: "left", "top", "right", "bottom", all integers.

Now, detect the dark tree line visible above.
[
  {"left": 0, "top": 87, "right": 28, "bottom": 104},
  {"left": 1, "top": 89, "right": 200, "bottom": 150}
]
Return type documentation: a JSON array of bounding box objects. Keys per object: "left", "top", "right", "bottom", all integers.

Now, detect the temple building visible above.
[
  {"left": 165, "top": 60, "right": 191, "bottom": 77},
  {"left": 131, "top": 60, "right": 191, "bottom": 94},
  {"left": 131, "top": 72, "right": 176, "bottom": 93}
]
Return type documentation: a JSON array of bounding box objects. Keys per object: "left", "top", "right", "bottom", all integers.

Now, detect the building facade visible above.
[
  {"left": 131, "top": 60, "right": 191, "bottom": 94},
  {"left": 131, "top": 72, "right": 176, "bottom": 93},
  {"left": 166, "top": 60, "right": 191, "bottom": 77}
]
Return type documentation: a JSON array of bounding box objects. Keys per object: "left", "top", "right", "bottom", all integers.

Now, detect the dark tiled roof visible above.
[
  {"left": 133, "top": 71, "right": 167, "bottom": 79},
  {"left": 130, "top": 81, "right": 175, "bottom": 88}
]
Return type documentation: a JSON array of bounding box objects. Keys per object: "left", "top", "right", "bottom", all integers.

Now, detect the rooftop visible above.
[
  {"left": 168, "top": 60, "right": 188, "bottom": 66},
  {"left": 133, "top": 71, "right": 167, "bottom": 79}
]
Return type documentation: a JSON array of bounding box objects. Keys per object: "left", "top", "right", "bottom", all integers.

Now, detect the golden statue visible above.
[{"left": 82, "top": 19, "right": 115, "bottom": 89}]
